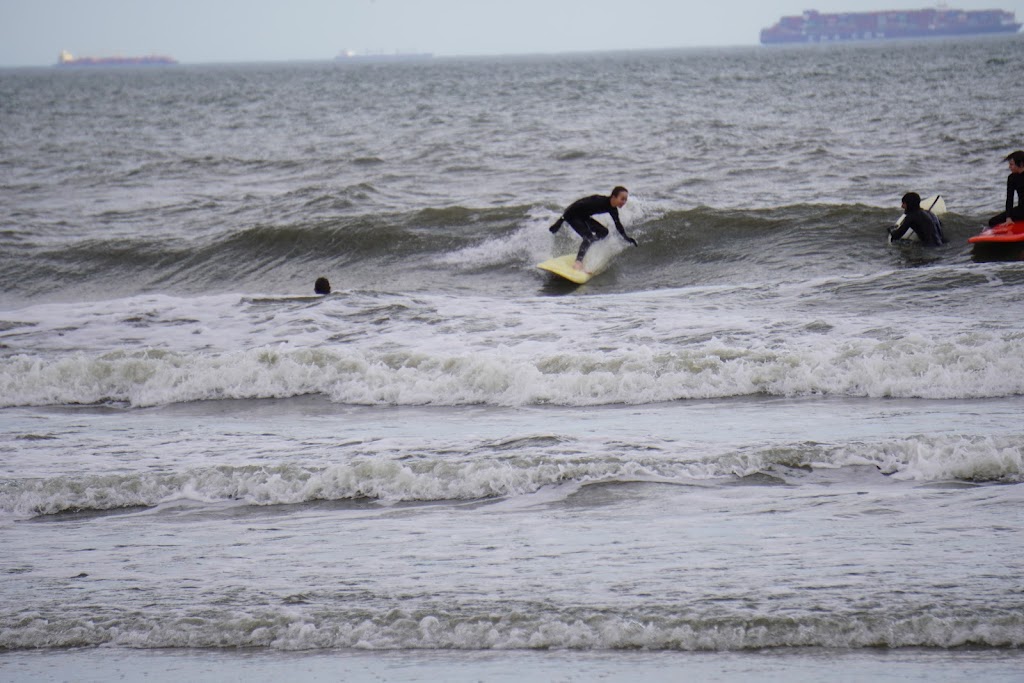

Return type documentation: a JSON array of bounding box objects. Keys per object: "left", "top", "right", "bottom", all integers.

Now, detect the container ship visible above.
[
  {"left": 56, "top": 50, "right": 177, "bottom": 67},
  {"left": 760, "top": 7, "right": 1021, "bottom": 44}
]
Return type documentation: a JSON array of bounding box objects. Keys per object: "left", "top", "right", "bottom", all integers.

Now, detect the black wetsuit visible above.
[
  {"left": 988, "top": 172, "right": 1024, "bottom": 226},
  {"left": 889, "top": 209, "right": 946, "bottom": 247},
  {"left": 550, "top": 195, "right": 634, "bottom": 261}
]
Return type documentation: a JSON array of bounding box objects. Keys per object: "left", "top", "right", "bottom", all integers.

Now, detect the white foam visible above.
[
  {"left": 3, "top": 604, "right": 1020, "bottom": 650},
  {"left": 4, "top": 324, "right": 1024, "bottom": 409},
  {"left": 4, "top": 285, "right": 1024, "bottom": 410},
  {"left": 3, "top": 433, "right": 1020, "bottom": 518},
  {"left": 436, "top": 202, "right": 639, "bottom": 271}
]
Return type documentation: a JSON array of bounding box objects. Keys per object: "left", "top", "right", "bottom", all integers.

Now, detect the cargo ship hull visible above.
[
  {"left": 761, "top": 7, "right": 1021, "bottom": 45},
  {"left": 56, "top": 50, "right": 177, "bottom": 67}
]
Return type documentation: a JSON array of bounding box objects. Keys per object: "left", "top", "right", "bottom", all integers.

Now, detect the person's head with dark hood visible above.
[
  {"left": 901, "top": 192, "right": 921, "bottom": 212},
  {"left": 314, "top": 277, "right": 331, "bottom": 295}
]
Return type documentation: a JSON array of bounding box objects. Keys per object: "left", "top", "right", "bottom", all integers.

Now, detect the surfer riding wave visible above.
[{"left": 549, "top": 187, "right": 638, "bottom": 271}]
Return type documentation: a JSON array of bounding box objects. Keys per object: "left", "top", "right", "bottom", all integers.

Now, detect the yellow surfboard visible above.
[{"left": 536, "top": 254, "right": 594, "bottom": 284}]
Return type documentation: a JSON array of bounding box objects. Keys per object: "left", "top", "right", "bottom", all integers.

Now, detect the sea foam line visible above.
[
  {"left": 3, "top": 434, "right": 1020, "bottom": 518},
  {"left": 2, "top": 604, "right": 1021, "bottom": 650},
  {"left": 3, "top": 331, "right": 1024, "bottom": 408}
]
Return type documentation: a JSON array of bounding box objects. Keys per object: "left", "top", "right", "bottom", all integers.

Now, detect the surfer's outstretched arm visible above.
[
  {"left": 610, "top": 220, "right": 634, "bottom": 244},
  {"left": 607, "top": 198, "right": 637, "bottom": 246}
]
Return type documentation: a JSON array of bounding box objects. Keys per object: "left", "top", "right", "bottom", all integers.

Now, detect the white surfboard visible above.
[{"left": 889, "top": 194, "right": 946, "bottom": 243}]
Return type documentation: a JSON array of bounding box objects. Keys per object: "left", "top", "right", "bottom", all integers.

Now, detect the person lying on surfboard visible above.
[
  {"left": 549, "top": 186, "right": 638, "bottom": 271},
  {"left": 987, "top": 150, "right": 1024, "bottom": 227},
  {"left": 889, "top": 192, "right": 947, "bottom": 246}
]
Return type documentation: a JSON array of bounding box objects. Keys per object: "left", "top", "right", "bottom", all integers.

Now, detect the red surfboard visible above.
[{"left": 968, "top": 221, "right": 1024, "bottom": 244}]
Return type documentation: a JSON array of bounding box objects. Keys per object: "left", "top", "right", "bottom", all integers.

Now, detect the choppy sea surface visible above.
[{"left": 2, "top": 36, "right": 1023, "bottom": 681}]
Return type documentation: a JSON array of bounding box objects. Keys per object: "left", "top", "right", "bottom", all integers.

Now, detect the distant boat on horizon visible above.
[
  {"left": 760, "top": 7, "right": 1022, "bottom": 44},
  {"left": 56, "top": 50, "right": 178, "bottom": 67},
  {"left": 335, "top": 49, "right": 433, "bottom": 63}
]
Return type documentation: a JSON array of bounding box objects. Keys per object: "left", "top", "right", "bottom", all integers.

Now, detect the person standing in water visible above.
[
  {"left": 549, "top": 187, "right": 638, "bottom": 271},
  {"left": 890, "top": 192, "right": 946, "bottom": 246},
  {"left": 988, "top": 150, "right": 1024, "bottom": 227}
]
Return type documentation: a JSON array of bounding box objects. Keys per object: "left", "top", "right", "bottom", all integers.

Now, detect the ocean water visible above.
[{"left": 2, "top": 36, "right": 1023, "bottom": 681}]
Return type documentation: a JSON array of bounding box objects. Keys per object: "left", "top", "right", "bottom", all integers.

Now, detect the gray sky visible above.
[{"left": 1, "top": 0, "right": 1022, "bottom": 66}]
